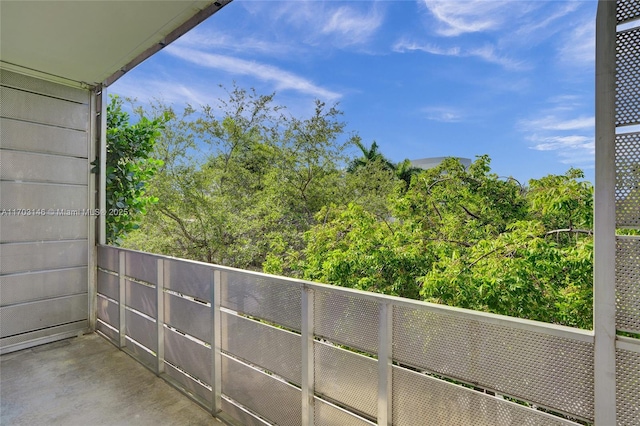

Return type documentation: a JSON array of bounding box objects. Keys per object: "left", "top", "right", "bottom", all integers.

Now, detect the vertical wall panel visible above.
[
  {"left": 0, "top": 68, "right": 90, "bottom": 353},
  {"left": 609, "top": 3, "right": 640, "bottom": 424}
]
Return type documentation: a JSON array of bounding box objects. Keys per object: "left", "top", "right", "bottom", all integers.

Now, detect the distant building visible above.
[{"left": 410, "top": 157, "right": 472, "bottom": 170}]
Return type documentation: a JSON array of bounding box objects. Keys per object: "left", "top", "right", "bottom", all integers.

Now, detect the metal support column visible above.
[
  {"left": 87, "top": 88, "right": 99, "bottom": 331},
  {"left": 378, "top": 302, "right": 393, "bottom": 426},
  {"left": 118, "top": 250, "right": 126, "bottom": 348},
  {"left": 302, "top": 286, "right": 315, "bottom": 426},
  {"left": 594, "top": 1, "right": 617, "bottom": 424},
  {"left": 98, "top": 85, "right": 107, "bottom": 245},
  {"left": 156, "top": 258, "right": 165, "bottom": 375},
  {"left": 211, "top": 270, "right": 222, "bottom": 414}
]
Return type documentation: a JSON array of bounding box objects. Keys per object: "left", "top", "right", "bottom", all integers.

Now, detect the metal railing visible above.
[{"left": 95, "top": 245, "right": 602, "bottom": 425}]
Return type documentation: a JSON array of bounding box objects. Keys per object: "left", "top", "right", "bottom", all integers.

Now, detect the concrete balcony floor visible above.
[{"left": 0, "top": 333, "right": 222, "bottom": 425}]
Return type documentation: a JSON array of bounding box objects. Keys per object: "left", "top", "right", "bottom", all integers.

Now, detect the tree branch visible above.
[{"left": 545, "top": 229, "right": 592, "bottom": 237}]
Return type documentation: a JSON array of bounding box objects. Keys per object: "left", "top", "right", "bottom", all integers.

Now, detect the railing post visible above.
[
  {"left": 594, "top": 1, "right": 617, "bottom": 424},
  {"left": 156, "top": 258, "right": 165, "bottom": 375},
  {"left": 378, "top": 302, "right": 393, "bottom": 426},
  {"left": 118, "top": 250, "right": 126, "bottom": 348},
  {"left": 211, "top": 269, "right": 222, "bottom": 414},
  {"left": 302, "top": 286, "right": 315, "bottom": 426}
]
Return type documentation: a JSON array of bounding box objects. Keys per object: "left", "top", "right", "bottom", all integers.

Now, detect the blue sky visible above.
[{"left": 111, "top": 0, "right": 598, "bottom": 183}]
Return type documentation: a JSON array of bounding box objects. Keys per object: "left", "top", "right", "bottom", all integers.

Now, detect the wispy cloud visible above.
[
  {"left": 112, "top": 76, "right": 212, "bottom": 107},
  {"left": 520, "top": 115, "right": 594, "bottom": 132},
  {"left": 528, "top": 134, "right": 595, "bottom": 166},
  {"left": 240, "top": 1, "right": 384, "bottom": 49},
  {"left": 529, "top": 135, "right": 593, "bottom": 152},
  {"left": 393, "top": 40, "right": 527, "bottom": 71},
  {"left": 557, "top": 20, "right": 595, "bottom": 66},
  {"left": 321, "top": 5, "right": 384, "bottom": 47},
  {"left": 421, "top": 0, "right": 517, "bottom": 37},
  {"left": 165, "top": 45, "right": 341, "bottom": 101},
  {"left": 422, "top": 106, "right": 464, "bottom": 123},
  {"left": 176, "top": 31, "right": 298, "bottom": 57},
  {"left": 518, "top": 96, "right": 594, "bottom": 167}
]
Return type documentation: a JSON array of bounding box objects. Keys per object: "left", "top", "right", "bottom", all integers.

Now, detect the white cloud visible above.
[
  {"left": 240, "top": 1, "right": 384, "bottom": 49},
  {"left": 468, "top": 44, "right": 528, "bottom": 71},
  {"left": 558, "top": 20, "right": 595, "bottom": 66},
  {"left": 393, "top": 40, "right": 526, "bottom": 71},
  {"left": 422, "top": 106, "right": 464, "bottom": 123},
  {"left": 515, "top": 2, "right": 580, "bottom": 38},
  {"left": 164, "top": 45, "right": 341, "bottom": 101},
  {"left": 394, "top": 40, "right": 460, "bottom": 56},
  {"left": 530, "top": 135, "right": 593, "bottom": 152},
  {"left": 321, "top": 6, "right": 384, "bottom": 47},
  {"left": 520, "top": 115, "right": 594, "bottom": 131},
  {"left": 519, "top": 94, "right": 594, "bottom": 168},
  {"left": 421, "top": 0, "right": 516, "bottom": 37},
  {"left": 111, "top": 76, "right": 212, "bottom": 107},
  {"left": 176, "top": 31, "right": 298, "bottom": 57}
]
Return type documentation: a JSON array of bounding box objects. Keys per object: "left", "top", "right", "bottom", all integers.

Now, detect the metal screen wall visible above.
[
  {"left": 0, "top": 69, "right": 91, "bottom": 353},
  {"left": 97, "top": 246, "right": 591, "bottom": 425},
  {"left": 612, "top": 1, "right": 640, "bottom": 424}
]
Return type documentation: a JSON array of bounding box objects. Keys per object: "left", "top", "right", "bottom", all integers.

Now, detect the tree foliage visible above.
[
  {"left": 284, "top": 157, "right": 594, "bottom": 329},
  {"left": 103, "top": 96, "right": 167, "bottom": 244},
  {"left": 120, "top": 87, "right": 595, "bottom": 329},
  {"left": 123, "top": 86, "right": 356, "bottom": 269}
]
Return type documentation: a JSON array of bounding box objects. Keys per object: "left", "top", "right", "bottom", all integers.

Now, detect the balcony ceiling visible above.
[{"left": 0, "top": 0, "right": 227, "bottom": 87}]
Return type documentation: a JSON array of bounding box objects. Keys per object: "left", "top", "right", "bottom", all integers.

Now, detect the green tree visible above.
[
  {"left": 347, "top": 139, "right": 395, "bottom": 173},
  {"left": 286, "top": 156, "right": 594, "bottom": 328},
  {"left": 102, "top": 96, "right": 167, "bottom": 244},
  {"left": 394, "top": 159, "right": 422, "bottom": 190},
  {"left": 123, "top": 87, "right": 356, "bottom": 270}
]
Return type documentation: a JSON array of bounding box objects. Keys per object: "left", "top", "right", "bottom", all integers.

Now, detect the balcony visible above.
[
  {"left": 1, "top": 1, "right": 639, "bottom": 425},
  {"left": 37, "top": 245, "right": 604, "bottom": 425},
  {"left": 0, "top": 333, "right": 222, "bottom": 425}
]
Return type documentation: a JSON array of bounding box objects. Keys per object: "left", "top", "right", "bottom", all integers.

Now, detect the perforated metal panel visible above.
[
  {"left": 165, "top": 361, "right": 212, "bottom": 405},
  {"left": 96, "top": 319, "right": 118, "bottom": 343},
  {"left": 392, "top": 305, "right": 594, "bottom": 420},
  {"left": 125, "top": 309, "right": 157, "bottom": 352},
  {"left": 98, "top": 245, "right": 119, "bottom": 272},
  {"left": 617, "top": 0, "right": 640, "bottom": 24},
  {"left": 314, "top": 341, "right": 377, "bottom": 418},
  {"left": 125, "top": 338, "right": 156, "bottom": 371},
  {"left": 0, "top": 294, "right": 87, "bottom": 338},
  {"left": 97, "top": 270, "right": 118, "bottom": 301},
  {"left": 0, "top": 86, "right": 88, "bottom": 130},
  {"left": 314, "top": 397, "right": 375, "bottom": 426},
  {"left": 2, "top": 240, "right": 87, "bottom": 275},
  {"left": 392, "top": 365, "right": 579, "bottom": 426},
  {"left": 164, "top": 292, "right": 211, "bottom": 344},
  {"left": 0, "top": 117, "right": 88, "bottom": 157},
  {"left": 221, "top": 397, "right": 271, "bottom": 426},
  {"left": 615, "top": 132, "right": 640, "bottom": 227},
  {"left": 0, "top": 69, "right": 90, "bottom": 353},
  {"left": 0, "top": 151, "right": 87, "bottom": 185},
  {"left": 222, "top": 355, "right": 302, "bottom": 426},
  {"left": 617, "top": 347, "right": 640, "bottom": 426},
  {"left": 164, "top": 259, "right": 212, "bottom": 302},
  {"left": 221, "top": 312, "right": 301, "bottom": 385},
  {"left": 125, "top": 251, "right": 158, "bottom": 284},
  {"left": 314, "top": 288, "right": 379, "bottom": 354},
  {"left": 221, "top": 270, "right": 302, "bottom": 331},
  {"left": 0, "top": 68, "right": 88, "bottom": 102},
  {"left": 1, "top": 267, "right": 86, "bottom": 305},
  {"left": 97, "top": 295, "right": 119, "bottom": 329},
  {"left": 616, "top": 236, "right": 640, "bottom": 332},
  {"left": 164, "top": 326, "right": 211, "bottom": 385},
  {"left": 616, "top": 28, "right": 640, "bottom": 127},
  {"left": 126, "top": 279, "right": 156, "bottom": 318}
]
